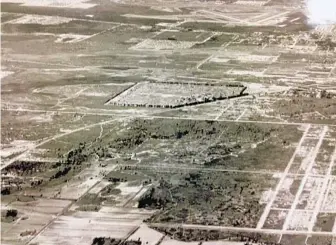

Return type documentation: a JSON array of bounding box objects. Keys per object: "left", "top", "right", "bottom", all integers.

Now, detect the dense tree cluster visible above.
[
  {"left": 1, "top": 209, "right": 18, "bottom": 223},
  {"left": 50, "top": 166, "right": 71, "bottom": 180},
  {"left": 50, "top": 142, "right": 96, "bottom": 180},
  {"left": 154, "top": 227, "right": 281, "bottom": 244},
  {"left": 140, "top": 170, "right": 264, "bottom": 227},
  {"left": 92, "top": 237, "right": 141, "bottom": 245},
  {"left": 3, "top": 161, "right": 46, "bottom": 176},
  {"left": 315, "top": 37, "right": 336, "bottom": 50},
  {"left": 5, "top": 209, "right": 18, "bottom": 218},
  {"left": 1, "top": 188, "right": 11, "bottom": 195},
  {"left": 109, "top": 119, "right": 275, "bottom": 154},
  {"left": 138, "top": 179, "right": 172, "bottom": 208}
]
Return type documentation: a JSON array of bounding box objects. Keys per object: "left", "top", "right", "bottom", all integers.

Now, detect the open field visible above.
[{"left": 1, "top": 0, "right": 336, "bottom": 244}]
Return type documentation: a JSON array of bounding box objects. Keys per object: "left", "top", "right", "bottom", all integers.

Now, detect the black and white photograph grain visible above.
[{"left": 0, "top": 0, "right": 335, "bottom": 244}]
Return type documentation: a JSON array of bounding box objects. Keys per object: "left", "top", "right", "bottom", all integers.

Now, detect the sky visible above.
[{"left": 306, "top": 0, "right": 336, "bottom": 25}]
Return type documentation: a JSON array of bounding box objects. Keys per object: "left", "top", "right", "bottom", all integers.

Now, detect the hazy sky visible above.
[{"left": 306, "top": 0, "right": 336, "bottom": 25}]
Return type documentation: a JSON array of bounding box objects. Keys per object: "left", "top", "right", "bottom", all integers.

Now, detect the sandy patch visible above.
[
  {"left": 209, "top": 57, "right": 231, "bottom": 63},
  {"left": 117, "top": 182, "right": 143, "bottom": 197},
  {"left": 227, "top": 69, "right": 265, "bottom": 76},
  {"left": 59, "top": 128, "right": 73, "bottom": 133},
  {"left": 80, "top": 91, "right": 110, "bottom": 97},
  {"left": 30, "top": 112, "right": 55, "bottom": 123},
  {"left": 150, "top": 6, "right": 175, "bottom": 12},
  {"left": 234, "top": 0, "right": 268, "bottom": 6},
  {"left": 243, "top": 82, "right": 289, "bottom": 95},
  {"left": 1, "top": 0, "right": 97, "bottom": 9},
  {"left": 282, "top": 177, "right": 294, "bottom": 190},
  {"left": 33, "top": 84, "right": 87, "bottom": 95},
  {"left": 0, "top": 140, "right": 36, "bottom": 159},
  {"left": 109, "top": 182, "right": 145, "bottom": 207},
  {"left": 55, "top": 33, "right": 91, "bottom": 43},
  {"left": 1, "top": 70, "right": 14, "bottom": 79},
  {"left": 259, "top": 189, "right": 273, "bottom": 204},
  {"left": 127, "top": 225, "right": 163, "bottom": 245},
  {"left": 286, "top": 210, "right": 313, "bottom": 231},
  {"left": 42, "top": 67, "right": 89, "bottom": 72},
  {"left": 130, "top": 39, "right": 195, "bottom": 50},
  {"left": 6, "top": 14, "right": 72, "bottom": 25},
  {"left": 156, "top": 22, "right": 178, "bottom": 28},
  {"left": 124, "top": 37, "right": 144, "bottom": 44},
  {"left": 236, "top": 55, "right": 276, "bottom": 63}
]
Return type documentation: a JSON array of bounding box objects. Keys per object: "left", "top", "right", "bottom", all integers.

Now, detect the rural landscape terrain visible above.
[{"left": 1, "top": 0, "right": 335, "bottom": 244}]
